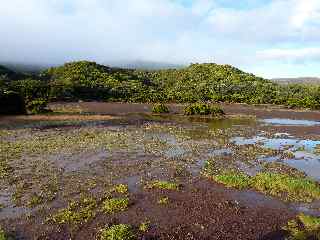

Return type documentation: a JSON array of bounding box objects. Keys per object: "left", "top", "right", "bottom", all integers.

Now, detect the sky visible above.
[{"left": 1, "top": 0, "right": 320, "bottom": 78}]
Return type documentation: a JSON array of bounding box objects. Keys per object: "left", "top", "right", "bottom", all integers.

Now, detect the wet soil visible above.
[{"left": 0, "top": 102, "right": 319, "bottom": 240}]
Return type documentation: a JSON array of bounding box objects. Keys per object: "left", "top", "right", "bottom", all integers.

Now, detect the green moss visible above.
[
  {"left": 27, "top": 194, "right": 44, "bottom": 208},
  {"left": 145, "top": 181, "right": 180, "bottom": 191},
  {"left": 184, "top": 103, "right": 224, "bottom": 116},
  {"left": 251, "top": 173, "right": 320, "bottom": 202},
  {"left": 99, "top": 224, "right": 135, "bottom": 240},
  {"left": 211, "top": 171, "right": 251, "bottom": 190},
  {"left": 204, "top": 167, "right": 320, "bottom": 202},
  {"left": 102, "top": 198, "right": 129, "bottom": 214},
  {"left": 139, "top": 220, "right": 151, "bottom": 233},
  {"left": 50, "top": 197, "right": 97, "bottom": 225},
  {"left": 112, "top": 184, "right": 128, "bottom": 194},
  {"left": 0, "top": 228, "right": 6, "bottom": 240},
  {"left": 0, "top": 159, "right": 12, "bottom": 180},
  {"left": 283, "top": 214, "right": 320, "bottom": 239},
  {"left": 157, "top": 196, "right": 169, "bottom": 205},
  {"left": 152, "top": 103, "right": 170, "bottom": 114}
]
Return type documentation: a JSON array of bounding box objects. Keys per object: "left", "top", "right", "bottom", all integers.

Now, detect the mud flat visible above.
[{"left": 0, "top": 102, "right": 320, "bottom": 239}]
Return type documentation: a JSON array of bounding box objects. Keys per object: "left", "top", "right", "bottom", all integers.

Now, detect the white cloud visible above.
[
  {"left": 0, "top": 0, "right": 319, "bottom": 77},
  {"left": 257, "top": 47, "right": 320, "bottom": 62}
]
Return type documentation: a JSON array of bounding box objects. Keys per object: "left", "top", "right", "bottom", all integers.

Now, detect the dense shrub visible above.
[
  {"left": 184, "top": 103, "right": 224, "bottom": 116},
  {"left": 1, "top": 62, "right": 320, "bottom": 110},
  {"left": 152, "top": 103, "right": 170, "bottom": 113},
  {"left": 26, "top": 98, "right": 49, "bottom": 114}
]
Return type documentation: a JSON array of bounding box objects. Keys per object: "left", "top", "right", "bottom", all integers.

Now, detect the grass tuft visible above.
[
  {"left": 211, "top": 170, "right": 251, "bottom": 190},
  {"left": 283, "top": 213, "right": 320, "bottom": 239},
  {"left": 157, "top": 196, "right": 169, "bottom": 205},
  {"left": 152, "top": 103, "right": 170, "bottom": 114},
  {"left": 145, "top": 181, "right": 180, "bottom": 191},
  {"left": 50, "top": 197, "right": 97, "bottom": 226},
  {"left": 251, "top": 173, "right": 320, "bottom": 202},
  {"left": 139, "top": 220, "right": 151, "bottom": 233},
  {"left": 102, "top": 198, "right": 129, "bottom": 214},
  {"left": 99, "top": 224, "right": 135, "bottom": 240},
  {"left": 204, "top": 166, "right": 320, "bottom": 202}
]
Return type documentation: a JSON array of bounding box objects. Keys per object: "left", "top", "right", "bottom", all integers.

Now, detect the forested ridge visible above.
[{"left": 1, "top": 60, "right": 320, "bottom": 114}]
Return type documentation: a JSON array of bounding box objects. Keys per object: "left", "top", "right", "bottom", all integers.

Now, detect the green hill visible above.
[
  {"left": 1, "top": 60, "right": 320, "bottom": 110},
  {"left": 0, "top": 65, "right": 28, "bottom": 81}
]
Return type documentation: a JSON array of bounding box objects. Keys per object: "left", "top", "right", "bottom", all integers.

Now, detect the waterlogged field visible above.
[{"left": 0, "top": 103, "right": 320, "bottom": 239}]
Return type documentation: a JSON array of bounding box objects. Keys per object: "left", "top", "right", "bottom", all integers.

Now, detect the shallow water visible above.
[
  {"left": 262, "top": 118, "right": 320, "bottom": 126},
  {"left": 1, "top": 114, "right": 320, "bottom": 221},
  {"left": 231, "top": 135, "right": 320, "bottom": 180}
]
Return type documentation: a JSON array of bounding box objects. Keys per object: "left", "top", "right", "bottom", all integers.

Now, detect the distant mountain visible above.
[
  {"left": 0, "top": 65, "right": 28, "bottom": 80},
  {"left": 0, "top": 62, "right": 50, "bottom": 74},
  {"left": 272, "top": 77, "right": 320, "bottom": 85},
  {"left": 108, "top": 60, "right": 185, "bottom": 70}
]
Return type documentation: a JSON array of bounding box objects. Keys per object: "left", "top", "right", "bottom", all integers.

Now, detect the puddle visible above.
[
  {"left": 209, "top": 148, "right": 233, "bottom": 157},
  {"left": 285, "top": 158, "right": 320, "bottom": 181},
  {"left": 232, "top": 135, "right": 320, "bottom": 180},
  {"left": 0, "top": 188, "right": 31, "bottom": 220},
  {"left": 232, "top": 136, "right": 320, "bottom": 153},
  {"left": 262, "top": 118, "right": 320, "bottom": 126}
]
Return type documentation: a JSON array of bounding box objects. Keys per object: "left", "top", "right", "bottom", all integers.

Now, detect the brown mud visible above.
[{"left": 0, "top": 102, "right": 319, "bottom": 240}]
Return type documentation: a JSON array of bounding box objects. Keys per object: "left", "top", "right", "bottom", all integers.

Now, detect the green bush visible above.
[
  {"left": 2, "top": 62, "right": 320, "bottom": 110},
  {"left": 26, "top": 98, "right": 49, "bottom": 114},
  {"left": 184, "top": 103, "right": 224, "bottom": 116},
  {"left": 152, "top": 103, "right": 170, "bottom": 113},
  {"left": 99, "top": 224, "right": 135, "bottom": 240}
]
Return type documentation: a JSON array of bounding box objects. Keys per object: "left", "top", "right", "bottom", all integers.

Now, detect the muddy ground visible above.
[{"left": 0, "top": 102, "right": 320, "bottom": 240}]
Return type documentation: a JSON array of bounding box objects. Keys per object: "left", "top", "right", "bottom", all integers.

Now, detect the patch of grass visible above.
[
  {"left": 158, "top": 196, "right": 169, "bottom": 205},
  {"left": 251, "top": 173, "right": 320, "bottom": 202},
  {"left": 283, "top": 213, "right": 320, "bottom": 239},
  {"left": 0, "top": 228, "right": 6, "bottom": 240},
  {"left": 210, "top": 170, "right": 251, "bottom": 190},
  {"left": 184, "top": 103, "right": 224, "bottom": 116},
  {"left": 27, "top": 194, "right": 44, "bottom": 208},
  {"left": 102, "top": 198, "right": 129, "bottom": 214},
  {"left": 145, "top": 180, "right": 180, "bottom": 191},
  {"left": 139, "top": 220, "right": 151, "bottom": 233},
  {"left": 112, "top": 184, "right": 128, "bottom": 194},
  {"left": 99, "top": 224, "right": 135, "bottom": 240},
  {"left": 0, "top": 227, "right": 13, "bottom": 240},
  {"left": 50, "top": 197, "right": 97, "bottom": 226},
  {"left": 152, "top": 103, "right": 170, "bottom": 114},
  {"left": 204, "top": 166, "right": 320, "bottom": 202},
  {"left": 0, "top": 159, "right": 12, "bottom": 180}
]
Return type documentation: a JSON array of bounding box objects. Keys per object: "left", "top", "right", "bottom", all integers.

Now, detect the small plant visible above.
[
  {"left": 26, "top": 98, "right": 49, "bottom": 114},
  {"left": 50, "top": 197, "right": 97, "bottom": 226},
  {"left": 211, "top": 170, "right": 251, "bottom": 190},
  {"left": 102, "top": 198, "right": 129, "bottom": 214},
  {"left": 99, "top": 224, "right": 135, "bottom": 240},
  {"left": 184, "top": 103, "right": 224, "bottom": 116},
  {"left": 283, "top": 213, "right": 320, "bottom": 239},
  {"left": 139, "top": 220, "right": 151, "bottom": 233},
  {"left": 113, "top": 184, "right": 128, "bottom": 194},
  {"left": 145, "top": 181, "right": 180, "bottom": 191},
  {"left": 0, "top": 228, "right": 6, "bottom": 240},
  {"left": 152, "top": 103, "right": 170, "bottom": 114},
  {"left": 157, "top": 196, "right": 169, "bottom": 205},
  {"left": 27, "top": 194, "right": 44, "bottom": 208}
]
